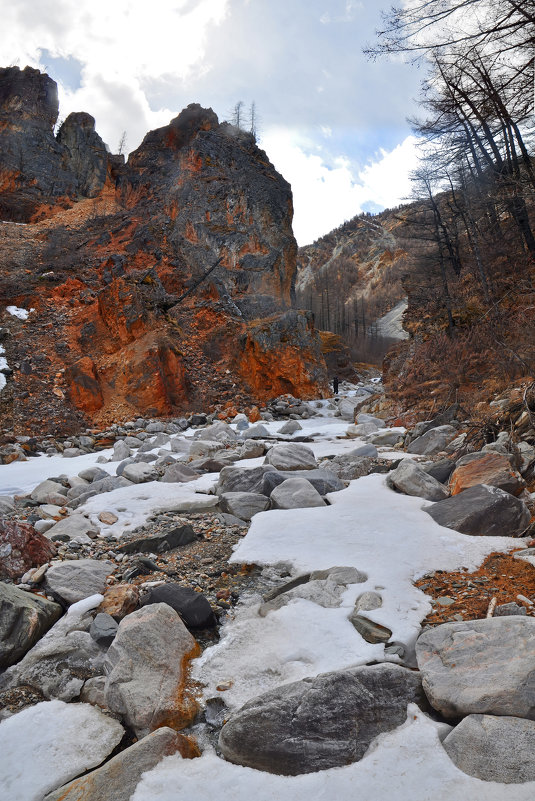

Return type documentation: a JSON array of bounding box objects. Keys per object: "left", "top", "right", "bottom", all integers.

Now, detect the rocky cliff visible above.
[{"left": 0, "top": 67, "right": 327, "bottom": 435}]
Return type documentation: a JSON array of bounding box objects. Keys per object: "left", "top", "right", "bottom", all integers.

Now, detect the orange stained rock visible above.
[
  {"left": 450, "top": 451, "right": 525, "bottom": 496},
  {"left": 97, "top": 584, "right": 140, "bottom": 620}
]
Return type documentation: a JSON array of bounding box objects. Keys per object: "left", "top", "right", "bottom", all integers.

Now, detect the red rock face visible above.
[
  {"left": 0, "top": 520, "right": 57, "bottom": 579},
  {"left": 0, "top": 72, "right": 328, "bottom": 434}
]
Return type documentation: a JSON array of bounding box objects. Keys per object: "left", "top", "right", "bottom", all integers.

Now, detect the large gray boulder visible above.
[
  {"left": 195, "top": 421, "right": 237, "bottom": 442},
  {"left": 218, "top": 664, "right": 430, "bottom": 775},
  {"left": 264, "top": 443, "right": 318, "bottom": 471},
  {"left": 365, "top": 428, "right": 405, "bottom": 447},
  {"left": 442, "top": 714, "right": 535, "bottom": 783},
  {"left": 424, "top": 483, "right": 530, "bottom": 537},
  {"left": 389, "top": 459, "right": 449, "bottom": 501},
  {"left": 216, "top": 465, "right": 277, "bottom": 495},
  {"left": 0, "top": 601, "right": 106, "bottom": 701},
  {"left": 261, "top": 468, "right": 344, "bottom": 497},
  {"left": 0, "top": 583, "right": 62, "bottom": 668},
  {"left": 160, "top": 463, "right": 200, "bottom": 483},
  {"left": 407, "top": 425, "right": 457, "bottom": 456},
  {"left": 121, "top": 462, "right": 158, "bottom": 484},
  {"left": 270, "top": 478, "right": 326, "bottom": 510},
  {"left": 416, "top": 617, "right": 535, "bottom": 719},
  {"left": 43, "top": 726, "right": 190, "bottom": 801},
  {"left": 219, "top": 492, "right": 270, "bottom": 521},
  {"left": 104, "top": 603, "right": 199, "bottom": 737},
  {"left": 45, "top": 559, "right": 114, "bottom": 604},
  {"left": 30, "top": 480, "right": 68, "bottom": 504}
]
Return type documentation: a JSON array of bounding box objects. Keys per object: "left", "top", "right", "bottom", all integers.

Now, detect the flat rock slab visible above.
[
  {"left": 416, "top": 617, "right": 535, "bottom": 719},
  {"left": 44, "top": 727, "right": 199, "bottom": 801},
  {"left": 104, "top": 603, "right": 200, "bottom": 737},
  {"left": 449, "top": 451, "right": 525, "bottom": 496},
  {"left": 160, "top": 463, "right": 200, "bottom": 483},
  {"left": 45, "top": 559, "right": 114, "bottom": 604},
  {"left": 121, "top": 463, "right": 158, "bottom": 484},
  {"left": 0, "top": 700, "right": 124, "bottom": 801},
  {"left": 116, "top": 523, "right": 196, "bottom": 554},
  {"left": 443, "top": 714, "right": 535, "bottom": 783},
  {"left": 0, "top": 520, "right": 57, "bottom": 579},
  {"left": 424, "top": 483, "right": 530, "bottom": 537},
  {"left": 264, "top": 443, "right": 318, "bottom": 471},
  {"left": 218, "top": 663, "right": 430, "bottom": 775},
  {"left": 389, "top": 459, "right": 449, "bottom": 501},
  {"left": 140, "top": 583, "right": 216, "bottom": 628},
  {"left": 0, "top": 582, "right": 62, "bottom": 668}
]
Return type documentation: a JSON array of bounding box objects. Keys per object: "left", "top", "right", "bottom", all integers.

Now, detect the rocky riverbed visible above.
[{"left": 1, "top": 382, "right": 535, "bottom": 800}]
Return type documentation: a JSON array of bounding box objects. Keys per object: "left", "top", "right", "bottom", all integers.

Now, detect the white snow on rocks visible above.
[
  {"left": 6, "top": 305, "right": 34, "bottom": 320},
  {"left": 0, "top": 700, "right": 124, "bottom": 801}
]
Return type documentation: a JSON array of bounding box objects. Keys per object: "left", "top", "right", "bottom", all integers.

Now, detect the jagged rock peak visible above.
[{"left": 0, "top": 65, "right": 59, "bottom": 129}]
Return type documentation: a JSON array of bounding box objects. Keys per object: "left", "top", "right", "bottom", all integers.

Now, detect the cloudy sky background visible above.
[{"left": 1, "top": 0, "right": 423, "bottom": 244}]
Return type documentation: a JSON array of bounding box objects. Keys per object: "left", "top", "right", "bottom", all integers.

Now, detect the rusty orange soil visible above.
[{"left": 415, "top": 547, "right": 535, "bottom": 627}]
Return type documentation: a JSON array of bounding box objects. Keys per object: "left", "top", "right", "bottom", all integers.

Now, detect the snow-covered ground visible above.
[{"left": 0, "top": 407, "right": 532, "bottom": 799}]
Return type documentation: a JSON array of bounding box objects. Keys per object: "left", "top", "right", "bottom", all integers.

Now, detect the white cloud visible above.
[
  {"left": 1, "top": 0, "right": 229, "bottom": 150},
  {"left": 261, "top": 129, "right": 420, "bottom": 245}
]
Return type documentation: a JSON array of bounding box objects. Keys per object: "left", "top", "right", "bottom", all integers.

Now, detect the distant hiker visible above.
[{"left": 332, "top": 376, "right": 339, "bottom": 394}]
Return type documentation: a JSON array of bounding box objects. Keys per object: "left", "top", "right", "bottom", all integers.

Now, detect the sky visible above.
[{"left": 1, "top": 0, "right": 423, "bottom": 245}]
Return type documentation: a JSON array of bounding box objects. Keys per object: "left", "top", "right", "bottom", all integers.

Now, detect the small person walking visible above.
[{"left": 332, "top": 376, "right": 339, "bottom": 395}]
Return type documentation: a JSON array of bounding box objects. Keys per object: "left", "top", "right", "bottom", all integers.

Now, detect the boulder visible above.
[
  {"left": 43, "top": 727, "right": 199, "bottom": 801},
  {"left": 442, "top": 714, "right": 535, "bottom": 784},
  {"left": 0, "top": 520, "right": 57, "bottom": 579},
  {"left": 97, "top": 584, "right": 140, "bottom": 620},
  {"left": 239, "top": 440, "right": 265, "bottom": 460},
  {"left": 116, "top": 523, "right": 196, "bottom": 554},
  {"left": 356, "top": 414, "right": 385, "bottom": 428},
  {"left": 160, "top": 463, "right": 200, "bottom": 483},
  {"left": 423, "top": 459, "right": 456, "bottom": 484},
  {"left": 217, "top": 464, "right": 277, "bottom": 495},
  {"left": 270, "top": 478, "right": 326, "bottom": 510},
  {"left": 90, "top": 613, "right": 119, "bottom": 647},
  {"left": 46, "top": 515, "right": 100, "bottom": 543},
  {"left": 140, "top": 584, "right": 216, "bottom": 629},
  {"left": 389, "top": 459, "right": 449, "bottom": 501},
  {"left": 346, "top": 422, "right": 379, "bottom": 437},
  {"left": 78, "top": 467, "right": 110, "bottom": 482},
  {"left": 0, "top": 700, "right": 124, "bottom": 801},
  {"left": 449, "top": 451, "right": 525, "bottom": 497},
  {"left": 0, "top": 598, "right": 107, "bottom": 701},
  {"left": 278, "top": 420, "right": 302, "bottom": 435},
  {"left": 104, "top": 603, "right": 199, "bottom": 737},
  {"left": 195, "top": 421, "right": 236, "bottom": 442},
  {"left": 407, "top": 425, "right": 457, "bottom": 456},
  {"left": 219, "top": 492, "right": 270, "bottom": 521},
  {"left": 112, "top": 440, "right": 131, "bottom": 462},
  {"left": 337, "top": 397, "right": 362, "bottom": 420},
  {"left": 121, "top": 462, "right": 158, "bottom": 484},
  {"left": 424, "top": 483, "right": 530, "bottom": 537},
  {"left": 416, "top": 617, "right": 535, "bottom": 719},
  {"left": 261, "top": 468, "right": 344, "bottom": 497},
  {"left": 264, "top": 443, "right": 318, "bottom": 471},
  {"left": 0, "top": 582, "right": 62, "bottom": 668},
  {"left": 45, "top": 559, "right": 114, "bottom": 604},
  {"left": 242, "top": 424, "right": 271, "bottom": 439},
  {"left": 218, "top": 664, "right": 430, "bottom": 775},
  {"left": 365, "top": 428, "right": 405, "bottom": 447},
  {"left": 30, "top": 480, "right": 68, "bottom": 504}
]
